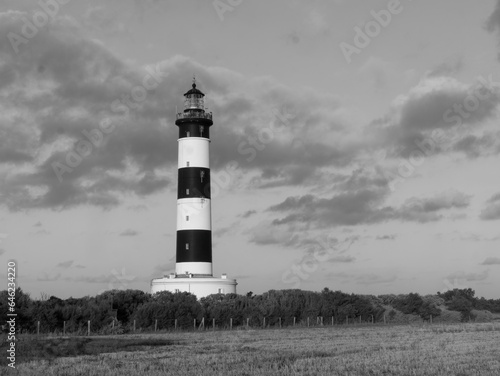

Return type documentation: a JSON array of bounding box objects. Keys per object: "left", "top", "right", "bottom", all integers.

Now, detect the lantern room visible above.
[{"left": 183, "top": 82, "right": 205, "bottom": 111}]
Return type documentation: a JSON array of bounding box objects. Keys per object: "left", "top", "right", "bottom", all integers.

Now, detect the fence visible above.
[{"left": 26, "top": 315, "right": 499, "bottom": 336}]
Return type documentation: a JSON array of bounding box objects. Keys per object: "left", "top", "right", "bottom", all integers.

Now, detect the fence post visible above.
[
  {"left": 175, "top": 319, "right": 178, "bottom": 330},
  {"left": 212, "top": 318, "right": 215, "bottom": 331},
  {"left": 37, "top": 321, "right": 40, "bottom": 335},
  {"left": 293, "top": 317, "right": 296, "bottom": 327},
  {"left": 279, "top": 317, "right": 281, "bottom": 328},
  {"left": 63, "top": 321, "right": 66, "bottom": 335},
  {"left": 331, "top": 316, "right": 334, "bottom": 326},
  {"left": 359, "top": 316, "right": 361, "bottom": 324},
  {"left": 263, "top": 317, "right": 266, "bottom": 328},
  {"left": 346, "top": 316, "right": 348, "bottom": 325},
  {"left": 155, "top": 319, "right": 157, "bottom": 332},
  {"left": 307, "top": 317, "right": 310, "bottom": 327},
  {"left": 133, "top": 319, "right": 136, "bottom": 332},
  {"left": 321, "top": 316, "right": 323, "bottom": 326},
  {"left": 194, "top": 319, "right": 196, "bottom": 331},
  {"left": 430, "top": 315, "right": 433, "bottom": 325},
  {"left": 87, "top": 320, "right": 90, "bottom": 336},
  {"left": 246, "top": 318, "right": 249, "bottom": 329},
  {"left": 112, "top": 320, "right": 115, "bottom": 330},
  {"left": 230, "top": 318, "right": 233, "bottom": 330},
  {"left": 383, "top": 314, "right": 386, "bottom": 324}
]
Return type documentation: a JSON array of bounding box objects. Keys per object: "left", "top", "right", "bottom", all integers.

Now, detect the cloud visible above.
[
  {"left": 360, "top": 57, "right": 392, "bottom": 90},
  {"left": 56, "top": 260, "right": 73, "bottom": 268},
  {"left": 480, "top": 192, "right": 500, "bottom": 220},
  {"left": 426, "top": 55, "right": 463, "bottom": 78},
  {"left": 285, "top": 30, "right": 300, "bottom": 44},
  {"left": 248, "top": 221, "right": 299, "bottom": 246},
  {"left": 368, "top": 76, "right": 500, "bottom": 160},
  {"left": 452, "top": 132, "right": 500, "bottom": 158},
  {"left": 376, "top": 234, "right": 396, "bottom": 240},
  {"left": 355, "top": 274, "right": 397, "bottom": 285},
  {"left": 67, "top": 268, "right": 136, "bottom": 284},
  {"left": 33, "top": 221, "right": 42, "bottom": 227},
  {"left": 486, "top": 0, "right": 500, "bottom": 59},
  {"left": 0, "top": 248, "right": 5, "bottom": 256},
  {"left": 128, "top": 204, "right": 148, "bottom": 212},
  {"left": 451, "top": 232, "right": 500, "bottom": 242},
  {"left": 303, "top": 8, "right": 330, "bottom": 36},
  {"left": 268, "top": 186, "right": 470, "bottom": 228},
  {"left": 66, "top": 275, "right": 114, "bottom": 284},
  {"left": 213, "top": 225, "right": 234, "bottom": 238},
  {"left": 397, "top": 190, "right": 471, "bottom": 223},
  {"left": 329, "top": 271, "right": 397, "bottom": 285},
  {"left": 82, "top": 5, "right": 131, "bottom": 37},
  {"left": 446, "top": 270, "right": 489, "bottom": 282},
  {"left": 480, "top": 257, "right": 500, "bottom": 265},
  {"left": 37, "top": 272, "right": 61, "bottom": 282},
  {"left": 268, "top": 168, "right": 392, "bottom": 227},
  {"left": 270, "top": 190, "right": 387, "bottom": 227},
  {"left": 0, "top": 11, "right": 174, "bottom": 211},
  {"left": 120, "top": 229, "right": 139, "bottom": 237},
  {"left": 486, "top": 0, "right": 500, "bottom": 32},
  {"left": 328, "top": 255, "right": 355, "bottom": 263},
  {"left": 241, "top": 210, "right": 256, "bottom": 218}
]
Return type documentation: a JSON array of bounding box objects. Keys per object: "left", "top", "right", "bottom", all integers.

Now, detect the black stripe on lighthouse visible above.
[
  {"left": 178, "top": 123, "right": 210, "bottom": 139},
  {"left": 176, "top": 230, "right": 212, "bottom": 263},
  {"left": 177, "top": 167, "right": 211, "bottom": 199}
]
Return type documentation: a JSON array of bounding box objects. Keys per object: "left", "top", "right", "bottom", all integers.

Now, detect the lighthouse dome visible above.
[{"left": 184, "top": 83, "right": 205, "bottom": 97}]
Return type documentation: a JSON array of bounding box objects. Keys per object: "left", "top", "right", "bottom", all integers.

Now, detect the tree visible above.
[
  {"left": 135, "top": 291, "right": 202, "bottom": 329},
  {"left": 447, "top": 296, "right": 473, "bottom": 322}
]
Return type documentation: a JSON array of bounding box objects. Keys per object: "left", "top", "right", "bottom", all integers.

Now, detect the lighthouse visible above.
[{"left": 151, "top": 80, "right": 237, "bottom": 298}]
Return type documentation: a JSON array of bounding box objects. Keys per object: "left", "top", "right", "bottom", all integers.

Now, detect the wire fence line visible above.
[{"left": 21, "top": 315, "right": 500, "bottom": 337}]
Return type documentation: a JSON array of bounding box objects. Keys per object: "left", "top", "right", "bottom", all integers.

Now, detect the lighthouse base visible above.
[{"left": 151, "top": 274, "right": 237, "bottom": 299}]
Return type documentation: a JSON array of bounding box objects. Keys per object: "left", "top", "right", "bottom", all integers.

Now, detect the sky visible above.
[{"left": 1, "top": 0, "right": 500, "bottom": 300}]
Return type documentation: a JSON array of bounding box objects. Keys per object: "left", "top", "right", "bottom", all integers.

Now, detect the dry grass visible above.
[{"left": 11, "top": 323, "right": 500, "bottom": 375}]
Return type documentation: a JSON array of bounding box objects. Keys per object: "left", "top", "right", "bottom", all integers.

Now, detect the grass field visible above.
[{"left": 5, "top": 323, "right": 500, "bottom": 375}]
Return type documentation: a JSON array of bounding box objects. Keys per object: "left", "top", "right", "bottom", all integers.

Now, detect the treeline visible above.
[{"left": 1, "top": 287, "right": 499, "bottom": 334}]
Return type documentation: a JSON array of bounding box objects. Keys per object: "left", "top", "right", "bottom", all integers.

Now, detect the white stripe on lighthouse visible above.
[
  {"left": 177, "top": 198, "right": 212, "bottom": 231},
  {"left": 178, "top": 138, "right": 210, "bottom": 169},
  {"left": 175, "top": 262, "right": 212, "bottom": 276}
]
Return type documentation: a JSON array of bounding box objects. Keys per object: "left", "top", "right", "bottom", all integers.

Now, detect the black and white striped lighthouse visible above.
[
  {"left": 151, "top": 80, "right": 237, "bottom": 298},
  {"left": 174, "top": 81, "right": 213, "bottom": 276}
]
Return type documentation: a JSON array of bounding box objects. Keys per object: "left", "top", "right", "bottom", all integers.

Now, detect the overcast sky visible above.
[{"left": 1, "top": 0, "right": 500, "bottom": 299}]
